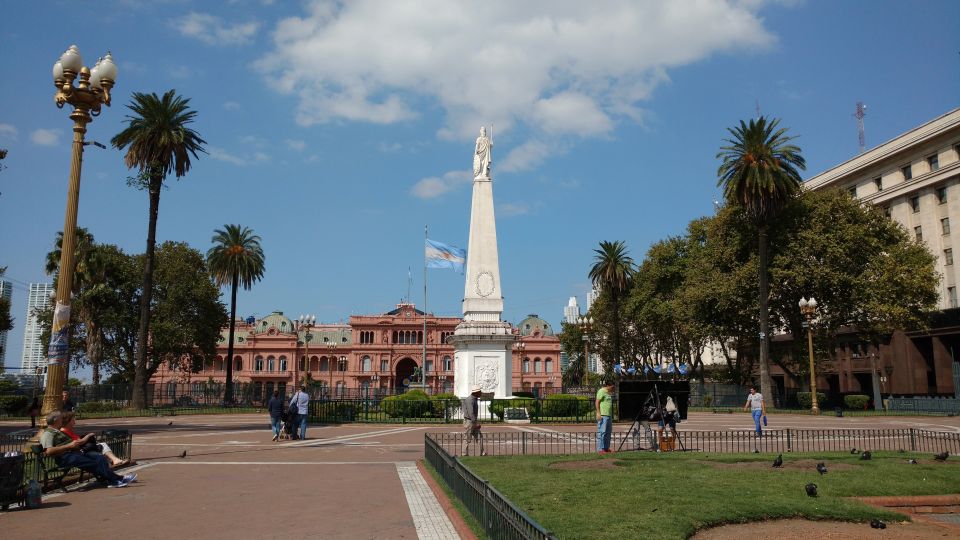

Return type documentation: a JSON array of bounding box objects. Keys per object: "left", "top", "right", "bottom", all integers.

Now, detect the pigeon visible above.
[
  {"left": 898, "top": 448, "right": 906, "bottom": 453},
  {"left": 773, "top": 454, "right": 783, "bottom": 468},
  {"left": 168, "top": 421, "right": 173, "bottom": 426},
  {"left": 816, "top": 462, "right": 827, "bottom": 475},
  {"left": 753, "top": 449, "right": 760, "bottom": 454},
  {"left": 908, "top": 459, "right": 918, "bottom": 465},
  {"left": 860, "top": 451, "right": 872, "bottom": 461},
  {"left": 870, "top": 519, "right": 887, "bottom": 529},
  {"left": 179, "top": 450, "right": 187, "bottom": 459},
  {"left": 805, "top": 483, "right": 818, "bottom": 497},
  {"left": 934, "top": 451, "right": 949, "bottom": 462},
  {"left": 850, "top": 448, "right": 858, "bottom": 454}
]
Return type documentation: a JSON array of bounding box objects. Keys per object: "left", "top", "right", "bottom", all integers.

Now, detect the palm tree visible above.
[
  {"left": 589, "top": 240, "right": 635, "bottom": 373},
  {"left": 717, "top": 116, "right": 806, "bottom": 405},
  {"left": 207, "top": 225, "right": 265, "bottom": 405},
  {"left": 111, "top": 90, "right": 206, "bottom": 409}
]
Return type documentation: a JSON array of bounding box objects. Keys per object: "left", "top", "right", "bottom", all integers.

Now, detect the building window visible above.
[
  {"left": 442, "top": 356, "right": 452, "bottom": 371},
  {"left": 946, "top": 248, "right": 954, "bottom": 266},
  {"left": 425, "top": 359, "right": 433, "bottom": 373},
  {"left": 847, "top": 185, "right": 857, "bottom": 198},
  {"left": 883, "top": 206, "right": 891, "bottom": 219},
  {"left": 938, "top": 186, "right": 948, "bottom": 204},
  {"left": 910, "top": 196, "right": 920, "bottom": 213},
  {"left": 950, "top": 286, "right": 958, "bottom": 309},
  {"left": 545, "top": 358, "right": 553, "bottom": 373},
  {"left": 874, "top": 177, "right": 882, "bottom": 191},
  {"left": 235, "top": 358, "right": 242, "bottom": 372},
  {"left": 267, "top": 356, "right": 275, "bottom": 372},
  {"left": 928, "top": 154, "right": 939, "bottom": 171},
  {"left": 523, "top": 358, "right": 530, "bottom": 373},
  {"left": 255, "top": 356, "right": 264, "bottom": 372},
  {"left": 943, "top": 218, "right": 951, "bottom": 235},
  {"left": 902, "top": 164, "right": 912, "bottom": 180},
  {"left": 279, "top": 357, "right": 287, "bottom": 372},
  {"left": 362, "top": 355, "right": 371, "bottom": 372},
  {"left": 914, "top": 226, "right": 923, "bottom": 241},
  {"left": 534, "top": 359, "right": 542, "bottom": 373},
  {"left": 380, "top": 359, "right": 389, "bottom": 372}
]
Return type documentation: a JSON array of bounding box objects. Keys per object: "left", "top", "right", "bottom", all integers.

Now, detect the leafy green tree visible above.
[
  {"left": 66, "top": 378, "right": 83, "bottom": 387},
  {"left": 716, "top": 116, "right": 806, "bottom": 403},
  {"left": 0, "top": 268, "right": 13, "bottom": 349},
  {"left": 559, "top": 322, "right": 587, "bottom": 387},
  {"left": 206, "top": 225, "right": 265, "bottom": 405},
  {"left": 111, "top": 90, "right": 207, "bottom": 409},
  {"left": 588, "top": 240, "right": 635, "bottom": 372}
]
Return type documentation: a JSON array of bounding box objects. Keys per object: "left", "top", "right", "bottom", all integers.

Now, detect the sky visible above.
[{"left": 1, "top": 0, "right": 958, "bottom": 379}]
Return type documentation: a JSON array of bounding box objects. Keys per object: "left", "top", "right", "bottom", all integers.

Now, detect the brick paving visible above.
[{"left": 396, "top": 461, "right": 460, "bottom": 540}]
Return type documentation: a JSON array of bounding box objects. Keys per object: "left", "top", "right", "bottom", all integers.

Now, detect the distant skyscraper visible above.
[
  {"left": 586, "top": 287, "right": 600, "bottom": 312},
  {"left": 0, "top": 280, "right": 11, "bottom": 369},
  {"left": 21, "top": 283, "right": 53, "bottom": 372},
  {"left": 563, "top": 296, "right": 580, "bottom": 324}
]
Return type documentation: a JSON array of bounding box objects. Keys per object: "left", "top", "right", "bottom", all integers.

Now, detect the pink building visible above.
[{"left": 151, "top": 304, "right": 561, "bottom": 400}]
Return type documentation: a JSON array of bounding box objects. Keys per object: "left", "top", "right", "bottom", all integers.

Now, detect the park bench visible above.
[{"left": 29, "top": 430, "right": 133, "bottom": 493}]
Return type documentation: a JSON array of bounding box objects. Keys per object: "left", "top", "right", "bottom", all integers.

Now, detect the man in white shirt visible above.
[
  {"left": 743, "top": 387, "right": 766, "bottom": 436},
  {"left": 289, "top": 385, "right": 310, "bottom": 440}
]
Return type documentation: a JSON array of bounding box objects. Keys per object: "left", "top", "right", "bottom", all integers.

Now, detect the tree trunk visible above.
[
  {"left": 757, "top": 224, "right": 774, "bottom": 407},
  {"left": 224, "top": 270, "right": 239, "bottom": 405},
  {"left": 131, "top": 177, "right": 162, "bottom": 410}
]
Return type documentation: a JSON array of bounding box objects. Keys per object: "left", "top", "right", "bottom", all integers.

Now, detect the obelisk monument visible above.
[{"left": 450, "top": 127, "right": 516, "bottom": 399}]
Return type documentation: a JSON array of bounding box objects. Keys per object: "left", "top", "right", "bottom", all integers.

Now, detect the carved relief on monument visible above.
[{"left": 475, "top": 360, "right": 499, "bottom": 392}]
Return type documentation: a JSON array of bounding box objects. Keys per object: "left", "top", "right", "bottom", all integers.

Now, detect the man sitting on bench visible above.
[{"left": 39, "top": 410, "right": 137, "bottom": 489}]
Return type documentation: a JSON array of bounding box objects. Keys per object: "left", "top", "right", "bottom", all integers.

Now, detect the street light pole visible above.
[
  {"left": 296, "top": 315, "right": 315, "bottom": 388},
  {"left": 798, "top": 297, "right": 820, "bottom": 415},
  {"left": 42, "top": 45, "right": 117, "bottom": 417},
  {"left": 514, "top": 341, "right": 526, "bottom": 392},
  {"left": 328, "top": 343, "right": 337, "bottom": 393},
  {"left": 577, "top": 316, "right": 594, "bottom": 386}
]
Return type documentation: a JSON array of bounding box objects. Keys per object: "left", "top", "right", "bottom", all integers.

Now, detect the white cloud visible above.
[
  {"left": 223, "top": 101, "right": 241, "bottom": 111},
  {"left": 209, "top": 147, "right": 247, "bottom": 165},
  {"left": 30, "top": 129, "right": 61, "bottom": 146},
  {"left": 257, "top": 0, "right": 776, "bottom": 167},
  {"left": 0, "top": 123, "right": 18, "bottom": 141},
  {"left": 411, "top": 170, "right": 471, "bottom": 199},
  {"left": 173, "top": 12, "right": 260, "bottom": 46},
  {"left": 498, "top": 203, "right": 529, "bottom": 217},
  {"left": 501, "top": 140, "right": 553, "bottom": 173},
  {"left": 285, "top": 139, "right": 306, "bottom": 151},
  {"left": 253, "top": 151, "right": 270, "bottom": 162}
]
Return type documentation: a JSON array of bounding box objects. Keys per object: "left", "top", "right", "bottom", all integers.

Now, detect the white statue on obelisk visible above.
[{"left": 450, "top": 125, "right": 516, "bottom": 399}]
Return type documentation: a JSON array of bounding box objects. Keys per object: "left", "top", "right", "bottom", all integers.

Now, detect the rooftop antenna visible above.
[
  {"left": 755, "top": 99, "right": 761, "bottom": 119},
  {"left": 854, "top": 101, "right": 867, "bottom": 153},
  {"left": 406, "top": 266, "right": 412, "bottom": 303}
]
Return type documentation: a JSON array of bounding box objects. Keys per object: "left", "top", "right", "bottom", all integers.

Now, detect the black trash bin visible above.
[
  {"left": 0, "top": 453, "right": 26, "bottom": 511},
  {"left": 835, "top": 407, "right": 844, "bottom": 418}
]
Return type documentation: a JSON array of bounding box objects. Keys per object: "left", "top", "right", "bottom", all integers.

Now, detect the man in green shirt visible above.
[
  {"left": 39, "top": 411, "right": 135, "bottom": 488},
  {"left": 595, "top": 380, "right": 615, "bottom": 453}
]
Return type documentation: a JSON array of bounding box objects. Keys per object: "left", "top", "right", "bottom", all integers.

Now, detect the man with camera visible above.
[{"left": 39, "top": 410, "right": 136, "bottom": 488}]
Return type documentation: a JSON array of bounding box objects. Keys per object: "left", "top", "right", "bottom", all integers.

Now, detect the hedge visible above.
[
  {"left": 843, "top": 394, "right": 870, "bottom": 410},
  {"left": 313, "top": 401, "right": 359, "bottom": 421},
  {"left": 540, "top": 394, "right": 593, "bottom": 418},
  {"left": 0, "top": 395, "right": 29, "bottom": 415},
  {"left": 489, "top": 398, "right": 539, "bottom": 420},
  {"left": 797, "top": 392, "right": 828, "bottom": 409},
  {"left": 76, "top": 401, "right": 124, "bottom": 413},
  {"left": 381, "top": 390, "right": 435, "bottom": 418}
]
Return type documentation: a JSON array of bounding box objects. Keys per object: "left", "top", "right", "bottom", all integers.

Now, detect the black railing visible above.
[
  {"left": 307, "top": 397, "right": 597, "bottom": 424},
  {"left": 428, "top": 428, "right": 960, "bottom": 456},
  {"left": 424, "top": 434, "right": 556, "bottom": 539}
]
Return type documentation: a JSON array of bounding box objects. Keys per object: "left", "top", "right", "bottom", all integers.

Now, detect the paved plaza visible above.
[{"left": 1, "top": 412, "right": 959, "bottom": 539}]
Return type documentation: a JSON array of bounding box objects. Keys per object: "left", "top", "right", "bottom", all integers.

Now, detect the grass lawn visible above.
[{"left": 461, "top": 450, "right": 960, "bottom": 539}]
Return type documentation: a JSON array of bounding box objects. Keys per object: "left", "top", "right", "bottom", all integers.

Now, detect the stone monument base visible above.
[{"left": 449, "top": 323, "right": 515, "bottom": 399}]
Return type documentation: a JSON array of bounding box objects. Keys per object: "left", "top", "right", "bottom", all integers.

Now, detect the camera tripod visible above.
[{"left": 617, "top": 383, "right": 686, "bottom": 453}]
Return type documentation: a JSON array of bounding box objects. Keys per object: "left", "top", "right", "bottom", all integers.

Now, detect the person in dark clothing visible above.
[
  {"left": 61, "top": 390, "right": 75, "bottom": 412},
  {"left": 461, "top": 385, "right": 486, "bottom": 456},
  {"left": 39, "top": 411, "right": 136, "bottom": 488},
  {"left": 267, "top": 390, "right": 284, "bottom": 441},
  {"left": 28, "top": 397, "right": 41, "bottom": 428}
]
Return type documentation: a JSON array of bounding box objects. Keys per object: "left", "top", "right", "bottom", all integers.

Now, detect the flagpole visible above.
[{"left": 423, "top": 224, "right": 429, "bottom": 392}]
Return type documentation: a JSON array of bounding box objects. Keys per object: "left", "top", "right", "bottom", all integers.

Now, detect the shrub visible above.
[
  {"left": 541, "top": 394, "right": 592, "bottom": 418},
  {"left": 703, "top": 394, "right": 714, "bottom": 408},
  {"left": 381, "top": 389, "right": 433, "bottom": 418},
  {"left": 512, "top": 391, "right": 536, "bottom": 399},
  {"left": 489, "top": 398, "right": 538, "bottom": 420},
  {"left": 77, "top": 401, "right": 123, "bottom": 413},
  {"left": 430, "top": 392, "right": 460, "bottom": 418},
  {"left": 312, "top": 401, "right": 358, "bottom": 421},
  {"left": 844, "top": 394, "right": 870, "bottom": 410},
  {"left": 796, "top": 392, "right": 828, "bottom": 410},
  {"left": 0, "top": 395, "right": 29, "bottom": 415}
]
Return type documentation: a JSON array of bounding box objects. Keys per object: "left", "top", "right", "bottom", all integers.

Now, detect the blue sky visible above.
[{"left": 1, "top": 1, "right": 958, "bottom": 377}]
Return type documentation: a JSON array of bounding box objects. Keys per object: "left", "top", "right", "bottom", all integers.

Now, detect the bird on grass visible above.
[
  {"left": 898, "top": 448, "right": 906, "bottom": 453},
  {"left": 849, "top": 448, "right": 858, "bottom": 454},
  {"left": 753, "top": 449, "right": 760, "bottom": 454},
  {"left": 860, "top": 451, "right": 872, "bottom": 461},
  {"left": 179, "top": 450, "right": 187, "bottom": 459},
  {"left": 816, "top": 462, "right": 827, "bottom": 475},
  {"left": 772, "top": 454, "right": 783, "bottom": 468},
  {"left": 167, "top": 421, "right": 173, "bottom": 426},
  {"left": 908, "top": 459, "right": 918, "bottom": 465},
  {"left": 870, "top": 519, "right": 887, "bottom": 529},
  {"left": 805, "top": 483, "right": 817, "bottom": 497},
  {"left": 934, "top": 451, "right": 949, "bottom": 462}
]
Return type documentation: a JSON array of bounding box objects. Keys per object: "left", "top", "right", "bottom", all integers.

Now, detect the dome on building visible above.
[
  {"left": 517, "top": 314, "right": 554, "bottom": 337},
  {"left": 255, "top": 311, "right": 294, "bottom": 334}
]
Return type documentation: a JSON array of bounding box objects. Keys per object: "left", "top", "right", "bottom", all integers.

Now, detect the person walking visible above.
[
  {"left": 461, "top": 385, "right": 486, "bottom": 456},
  {"left": 289, "top": 385, "right": 310, "bottom": 440},
  {"left": 61, "top": 390, "right": 75, "bottom": 412},
  {"left": 267, "top": 390, "right": 284, "bottom": 441},
  {"left": 743, "top": 387, "right": 766, "bottom": 437},
  {"left": 596, "top": 380, "right": 615, "bottom": 454},
  {"left": 28, "top": 397, "right": 40, "bottom": 429}
]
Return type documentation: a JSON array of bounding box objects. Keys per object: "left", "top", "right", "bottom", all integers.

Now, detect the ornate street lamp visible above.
[
  {"left": 576, "top": 316, "right": 594, "bottom": 386},
  {"left": 798, "top": 297, "right": 820, "bottom": 415},
  {"left": 514, "top": 341, "right": 526, "bottom": 391},
  {"left": 295, "top": 314, "right": 315, "bottom": 387},
  {"left": 42, "top": 46, "right": 117, "bottom": 417},
  {"left": 327, "top": 342, "right": 337, "bottom": 392}
]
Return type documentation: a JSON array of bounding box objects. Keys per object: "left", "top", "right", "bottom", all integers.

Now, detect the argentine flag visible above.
[{"left": 425, "top": 239, "right": 466, "bottom": 273}]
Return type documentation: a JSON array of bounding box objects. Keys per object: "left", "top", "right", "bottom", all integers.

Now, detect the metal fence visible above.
[
  {"left": 307, "top": 397, "right": 597, "bottom": 424},
  {"left": 889, "top": 397, "right": 960, "bottom": 414},
  {"left": 428, "top": 428, "right": 960, "bottom": 456},
  {"left": 424, "top": 433, "right": 556, "bottom": 539}
]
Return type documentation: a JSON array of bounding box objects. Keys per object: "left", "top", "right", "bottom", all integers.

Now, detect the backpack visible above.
[{"left": 288, "top": 393, "right": 301, "bottom": 417}]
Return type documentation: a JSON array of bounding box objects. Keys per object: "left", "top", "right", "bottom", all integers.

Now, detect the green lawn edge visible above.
[{"left": 423, "top": 459, "right": 486, "bottom": 539}]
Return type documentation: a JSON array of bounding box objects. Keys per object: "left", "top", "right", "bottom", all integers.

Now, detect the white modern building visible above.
[
  {"left": 563, "top": 296, "right": 580, "bottom": 324},
  {"left": 20, "top": 282, "right": 53, "bottom": 372},
  {"left": 586, "top": 287, "right": 600, "bottom": 312},
  {"left": 805, "top": 108, "right": 960, "bottom": 309},
  {"left": 0, "top": 280, "right": 11, "bottom": 369}
]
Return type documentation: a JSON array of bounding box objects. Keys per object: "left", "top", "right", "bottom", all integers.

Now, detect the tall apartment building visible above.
[
  {"left": 563, "top": 296, "right": 580, "bottom": 324},
  {"left": 0, "top": 280, "right": 11, "bottom": 369},
  {"left": 20, "top": 282, "right": 53, "bottom": 372},
  {"left": 586, "top": 287, "right": 600, "bottom": 312}
]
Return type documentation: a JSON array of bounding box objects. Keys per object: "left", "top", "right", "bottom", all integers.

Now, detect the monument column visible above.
[{"left": 449, "top": 127, "right": 516, "bottom": 398}]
